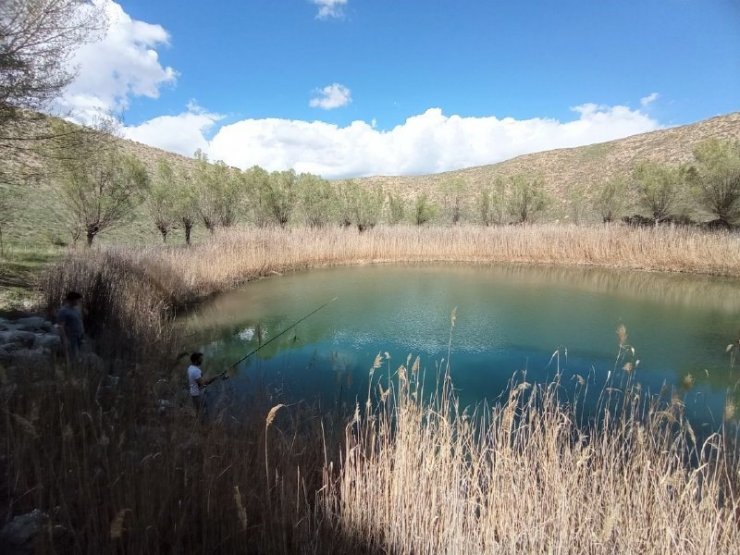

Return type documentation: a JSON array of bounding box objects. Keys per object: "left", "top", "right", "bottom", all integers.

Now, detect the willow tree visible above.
[
  {"left": 297, "top": 172, "right": 335, "bottom": 228},
  {"left": 631, "top": 162, "right": 684, "bottom": 223},
  {"left": 593, "top": 177, "right": 626, "bottom": 223},
  {"left": 263, "top": 170, "right": 298, "bottom": 227},
  {"left": 51, "top": 119, "right": 149, "bottom": 246},
  {"left": 148, "top": 158, "right": 179, "bottom": 242},
  {"left": 508, "top": 175, "right": 547, "bottom": 224},
  {"left": 688, "top": 139, "right": 740, "bottom": 225}
]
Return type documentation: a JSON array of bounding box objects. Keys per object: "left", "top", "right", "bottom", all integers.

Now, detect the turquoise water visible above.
[{"left": 185, "top": 263, "right": 740, "bottom": 429}]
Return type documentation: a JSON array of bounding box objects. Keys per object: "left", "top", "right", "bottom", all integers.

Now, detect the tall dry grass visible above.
[
  {"left": 42, "top": 224, "right": 740, "bottom": 343},
  {"left": 327, "top": 356, "right": 740, "bottom": 554},
  {"left": 7, "top": 223, "right": 738, "bottom": 553},
  {"left": 152, "top": 224, "right": 740, "bottom": 295}
]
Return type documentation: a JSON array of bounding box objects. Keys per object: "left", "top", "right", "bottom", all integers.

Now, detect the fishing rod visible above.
[{"left": 226, "top": 296, "right": 339, "bottom": 371}]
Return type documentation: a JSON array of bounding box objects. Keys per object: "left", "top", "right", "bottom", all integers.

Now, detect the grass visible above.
[
  {"left": 331, "top": 357, "right": 740, "bottom": 553},
  {"left": 2, "top": 223, "right": 740, "bottom": 553}
]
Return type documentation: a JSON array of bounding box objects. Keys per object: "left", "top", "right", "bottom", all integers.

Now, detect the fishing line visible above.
[{"left": 226, "top": 296, "right": 339, "bottom": 371}]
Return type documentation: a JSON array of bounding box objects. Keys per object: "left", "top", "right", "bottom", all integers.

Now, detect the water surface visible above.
[{"left": 185, "top": 263, "right": 740, "bottom": 429}]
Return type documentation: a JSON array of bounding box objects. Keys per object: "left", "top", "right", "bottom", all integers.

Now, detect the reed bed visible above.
[
  {"left": 7, "top": 223, "right": 739, "bottom": 553},
  {"left": 328, "top": 358, "right": 740, "bottom": 554},
  {"left": 154, "top": 224, "right": 740, "bottom": 295},
  {"left": 43, "top": 224, "right": 740, "bottom": 333}
]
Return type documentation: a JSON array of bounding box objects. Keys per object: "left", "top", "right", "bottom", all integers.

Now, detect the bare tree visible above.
[
  {"left": 1, "top": 0, "right": 104, "bottom": 128},
  {"left": 1, "top": 1, "right": 105, "bottom": 181}
]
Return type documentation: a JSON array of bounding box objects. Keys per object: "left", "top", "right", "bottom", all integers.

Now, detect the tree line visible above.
[{"left": 39, "top": 118, "right": 740, "bottom": 247}]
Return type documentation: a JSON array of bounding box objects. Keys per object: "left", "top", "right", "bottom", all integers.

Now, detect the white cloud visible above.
[
  {"left": 640, "top": 92, "right": 660, "bottom": 107},
  {"left": 55, "top": 0, "right": 176, "bottom": 122},
  {"left": 200, "top": 102, "right": 661, "bottom": 179},
  {"left": 309, "top": 83, "right": 352, "bottom": 110},
  {"left": 312, "top": 0, "right": 348, "bottom": 20},
  {"left": 123, "top": 102, "right": 222, "bottom": 157}
]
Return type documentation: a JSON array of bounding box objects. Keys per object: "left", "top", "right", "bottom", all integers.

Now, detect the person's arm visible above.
[{"left": 194, "top": 372, "right": 220, "bottom": 391}]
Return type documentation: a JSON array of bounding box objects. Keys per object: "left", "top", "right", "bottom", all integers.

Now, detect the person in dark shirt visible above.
[{"left": 57, "top": 291, "right": 84, "bottom": 360}]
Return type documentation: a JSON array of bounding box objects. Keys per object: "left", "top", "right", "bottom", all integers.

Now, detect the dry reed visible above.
[
  {"left": 7, "top": 223, "right": 739, "bottom": 553},
  {"left": 327, "top": 361, "right": 740, "bottom": 554}
]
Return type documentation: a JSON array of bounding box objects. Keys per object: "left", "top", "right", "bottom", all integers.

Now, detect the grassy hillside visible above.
[{"left": 355, "top": 112, "right": 740, "bottom": 220}]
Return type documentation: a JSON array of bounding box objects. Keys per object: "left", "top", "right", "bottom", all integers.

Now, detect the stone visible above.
[
  {"left": 0, "top": 331, "right": 36, "bottom": 348},
  {"left": 15, "top": 317, "right": 47, "bottom": 332},
  {"left": 35, "top": 334, "right": 62, "bottom": 351},
  {"left": 0, "top": 509, "right": 48, "bottom": 553}
]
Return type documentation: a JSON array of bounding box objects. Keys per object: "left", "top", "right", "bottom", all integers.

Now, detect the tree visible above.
[
  {"left": 441, "top": 178, "right": 468, "bottom": 224},
  {"left": 50, "top": 119, "right": 149, "bottom": 246},
  {"left": 192, "top": 150, "right": 218, "bottom": 233},
  {"left": 173, "top": 175, "right": 199, "bottom": 245},
  {"left": 0, "top": 183, "right": 19, "bottom": 256},
  {"left": 476, "top": 178, "right": 508, "bottom": 226},
  {"left": 351, "top": 182, "right": 383, "bottom": 232},
  {"left": 148, "top": 158, "right": 179, "bottom": 243},
  {"left": 1, "top": 1, "right": 104, "bottom": 145},
  {"left": 593, "top": 177, "right": 626, "bottom": 223},
  {"left": 413, "top": 193, "right": 435, "bottom": 225},
  {"left": 632, "top": 162, "right": 684, "bottom": 223},
  {"left": 688, "top": 139, "right": 740, "bottom": 224},
  {"left": 242, "top": 165, "right": 271, "bottom": 226},
  {"left": 297, "top": 173, "right": 335, "bottom": 227},
  {"left": 386, "top": 191, "right": 406, "bottom": 224},
  {"left": 264, "top": 170, "right": 297, "bottom": 227},
  {"left": 508, "top": 175, "right": 547, "bottom": 224},
  {"left": 336, "top": 180, "right": 383, "bottom": 232}
]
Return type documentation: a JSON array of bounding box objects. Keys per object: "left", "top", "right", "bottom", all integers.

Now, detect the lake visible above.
[{"left": 185, "top": 263, "right": 740, "bottom": 430}]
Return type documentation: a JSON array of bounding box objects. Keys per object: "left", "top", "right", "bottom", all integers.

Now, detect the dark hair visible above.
[
  {"left": 190, "top": 352, "right": 203, "bottom": 364},
  {"left": 65, "top": 291, "right": 82, "bottom": 302}
]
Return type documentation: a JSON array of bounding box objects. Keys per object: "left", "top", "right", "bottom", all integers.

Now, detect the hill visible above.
[
  {"left": 1, "top": 111, "right": 740, "bottom": 250},
  {"left": 355, "top": 112, "right": 740, "bottom": 220}
]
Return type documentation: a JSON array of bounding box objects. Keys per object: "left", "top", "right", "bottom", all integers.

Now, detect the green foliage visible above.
[
  {"left": 263, "top": 170, "right": 298, "bottom": 227},
  {"left": 688, "top": 139, "right": 740, "bottom": 223},
  {"left": 441, "top": 178, "right": 469, "bottom": 224},
  {"left": 593, "top": 177, "right": 626, "bottom": 223},
  {"left": 386, "top": 192, "right": 406, "bottom": 224},
  {"left": 297, "top": 173, "right": 335, "bottom": 228},
  {"left": 148, "top": 159, "right": 179, "bottom": 242},
  {"left": 192, "top": 152, "right": 243, "bottom": 232},
  {"left": 242, "top": 166, "right": 271, "bottom": 227},
  {"left": 477, "top": 177, "right": 508, "bottom": 225},
  {"left": 336, "top": 180, "right": 383, "bottom": 231},
  {"left": 507, "top": 175, "right": 548, "bottom": 224},
  {"left": 632, "top": 162, "right": 685, "bottom": 223},
  {"left": 413, "top": 193, "right": 435, "bottom": 225},
  {"left": 50, "top": 119, "right": 149, "bottom": 246}
]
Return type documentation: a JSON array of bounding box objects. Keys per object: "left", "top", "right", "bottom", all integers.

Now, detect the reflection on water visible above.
[{"left": 184, "top": 263, "right": 740, "bottom": 429}]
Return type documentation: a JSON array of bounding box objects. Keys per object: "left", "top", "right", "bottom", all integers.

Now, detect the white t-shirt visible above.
[{"left": 188, "top": 365, "right": 202, "bottom": 397}]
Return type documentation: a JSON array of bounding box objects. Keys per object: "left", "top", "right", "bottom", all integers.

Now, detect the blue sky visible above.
[{"left": 57, "top": 0, "right": 740, "bottom": 177}]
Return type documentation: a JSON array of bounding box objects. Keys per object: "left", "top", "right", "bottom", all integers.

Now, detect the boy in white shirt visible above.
[{"left": 187, "top": 352, "right": 221, "bottom": 416}]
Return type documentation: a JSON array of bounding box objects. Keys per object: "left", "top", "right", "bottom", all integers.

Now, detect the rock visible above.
[
  {"left": 35, "top": 334, "right": 62, "bottom": 351},
  {"left": 0, "top": 331, "right": 36, "bottom": 348},
  {"left": 0, "top": 509, "right": 48, "bottom": 554},
  {"left": 15, "top": 317, "right": 47, "bottom": 332}
]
